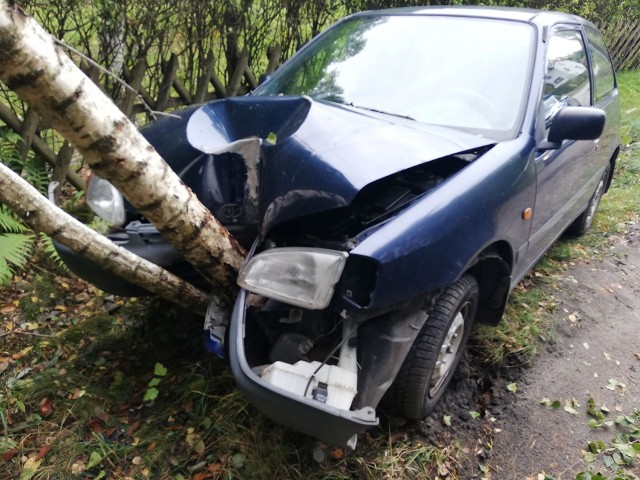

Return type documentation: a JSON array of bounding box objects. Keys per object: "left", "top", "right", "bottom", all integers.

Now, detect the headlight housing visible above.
[
  {"left": 86, "top": 175, "right": 125, "bottom": 227},
  {"left": 238, "top": 247, "right": 348, "bottom": 309}
]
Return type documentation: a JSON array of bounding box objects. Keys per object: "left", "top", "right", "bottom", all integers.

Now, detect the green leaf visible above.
[
  {"left": 143, "top": 387, "right": 158, "bottom": 402},
  {"left": 86, "top": 451, "right": 102, "bottom": 469},
  {"left": 606, "top": 378, "right": 626, "bottom": 391},
  {"left": 470, "top": 411, "right": 481, "bottom": 419},
  {"left": 603, "top": 454, "right": 615, "bottom": 468},
  {"left": 148, "top": 377, "right": 161, "bottom": 387},
  {"left": 588, "top": 419, "right": 600, "bottom": 428},
  {"left": 550, "top": 400, "right": 562, "bottom": 409},
  {"left": 0, "top": 205, "right": 28, "bottom": 233},
  {"left": 94, "top": 471, "right": 106, "bottom": 480},
  {"left": 266, "top": 132, "right": 277, "bottom": 144},
  {"left": 232, "top": 453, "right": 246, "bottom": 468},
  {"left": 201, "top": 417, "right": 212, "bottom": 429},
  {"left": 506, "top": 383, "right": 517, "bottom": 393},
  {"left": 564, "top": 402, "right": 578, "bottom": 415},
  {"left": 154, "top": 363, "right": 168, "bottom": 377},
  {"left": 19, "top": 457, "right": 41, "bottom": 480},
  {"left": 0, "top": 233, "right": 34, "bottom": 284}
]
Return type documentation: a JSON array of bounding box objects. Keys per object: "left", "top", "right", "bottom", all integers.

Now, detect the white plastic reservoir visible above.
[{"left": 261, "top": 319, "right": 358, "bottom": 410}]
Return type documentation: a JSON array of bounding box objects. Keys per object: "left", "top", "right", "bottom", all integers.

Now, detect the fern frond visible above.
[
  {"left": 38, "top": 232, "right": 68, "bottom": 273},
  {"left": 0, "top": 232, "right": 34, "bottom": 284},
  {"left": 0, "top": 205, "right": 29, "bottom": 233}
]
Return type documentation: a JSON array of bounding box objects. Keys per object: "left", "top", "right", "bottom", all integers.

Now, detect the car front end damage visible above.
[
  {"left": 69, "top": 95, "right": 495, "bottom": 446},
  {"left": 189, "top": 97, "right": 495, "bottom": 445}
]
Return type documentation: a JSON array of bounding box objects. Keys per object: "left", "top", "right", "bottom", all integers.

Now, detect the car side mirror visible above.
[{"left": 540, "top": 107, "right": 606, "bottom": 150}]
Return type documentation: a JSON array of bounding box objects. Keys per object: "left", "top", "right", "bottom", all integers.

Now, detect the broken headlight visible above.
[
  {"left": 86, "top": 175, "right": 125, "bottom": 227},
  {"left": 238, "top": 247, "right": 348, "bottom": 309}
]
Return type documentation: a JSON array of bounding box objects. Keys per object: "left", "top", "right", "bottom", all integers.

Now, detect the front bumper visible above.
[{"left": 228, "top": 290, "right": 379, "bottom": 448}]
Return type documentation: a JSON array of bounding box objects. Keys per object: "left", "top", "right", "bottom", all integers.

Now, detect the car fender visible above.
[{"left": 349, "top": 136, "right": 537, "bottom": 310}]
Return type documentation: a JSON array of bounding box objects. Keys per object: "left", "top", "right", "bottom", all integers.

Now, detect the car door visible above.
[
  {"left": 584, "top": 25, "right": 620, "bottom": 168},
  {"left": 524, "top": 26, "right": 598, "bottom": 266}
]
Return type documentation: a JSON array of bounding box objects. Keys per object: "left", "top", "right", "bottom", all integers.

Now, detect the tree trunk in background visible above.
[
  {"left": 0, "top": 162, "right": 210, "bottom": 314},
  {"left": 0, "top": 1, "right": 245, "bottom": 302}
]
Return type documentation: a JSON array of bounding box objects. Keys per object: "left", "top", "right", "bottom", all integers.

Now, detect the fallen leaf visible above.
[
  {"left": 231, "top": 453, "right": 245, "bottom": 468},
  {"left": 143, "top": 387, "right": 158, "bottom": 402},
  {"left": 33, "top": 446, "right": 51, "bottom": 462},
  {"left": 1, "top": 449, "right": 19, "bottom": 462},
  {"left": 86, "top": 418, "right": 103, "bottom": 434},
  {"left": 71, "top": 461, "right": 85, "bottom": 474},
  {"left": 20, "top": 457, "right": 42, "bottom": 480},
  {"left": 328, "top": 448, "right": 344, "bottom": 460},
  {"left": 126, "top": 420, "right": 140, "bottom": 437},
  {"left": 443, "top": 415, "right": 452, "bottom": 427},
  {"left": 92, "top": 407, "right": 109, "bottom": 422},
  {"left": 131, "top": 456, "right": 143, "bottom": 465},
  {"left": 38, "top": 397, "right": 53, "bottom": 417},
  {"left": 0, "top": 358, "right": 9, "bottom": 375},
  {"left": 185, "top": 429, "right": 205, "bottom": 454},
  {"left": 86, "top": 451, "right": 102, "bottom": 469},
  {"left": 153, "top": 363, "right": 167, "bottom": 377},
  {"left": 192, "top": 473, "right": 212, "bottom": 480}
]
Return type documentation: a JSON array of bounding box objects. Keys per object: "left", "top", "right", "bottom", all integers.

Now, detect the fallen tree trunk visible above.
[
  {"left": 0, "top": 162, "right": 210, "bottom": 314},
  {"left": 0, "top": 1, "right": 245, "bottom": 302}
]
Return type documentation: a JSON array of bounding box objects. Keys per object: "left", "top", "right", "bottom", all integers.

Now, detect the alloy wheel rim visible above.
[
  {"left": 429, "top": 302, "right": 469, "bottom": 397},
  {"left": 585, "top": 179, "right": 605, "bottom": 228}
]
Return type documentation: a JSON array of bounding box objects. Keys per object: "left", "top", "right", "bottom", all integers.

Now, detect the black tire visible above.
[
  {"left": 567, "top": 163, "right": 610, "bottom": 236},
  {"left": 387, "top": 274, "right": 479, "bottom": 420}
]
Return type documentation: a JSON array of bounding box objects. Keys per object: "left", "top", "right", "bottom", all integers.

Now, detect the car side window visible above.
[
  {"left": 585, "top": 26, "right": 615, "bottom": 103},
  {"left": 543, "top": 29, "right": 591, "bottom": 123}
]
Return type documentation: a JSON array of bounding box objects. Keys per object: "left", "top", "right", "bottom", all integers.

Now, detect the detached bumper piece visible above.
[
  {"left": 228, "top": 290, "right": 378, "bottom": 448},
  {"left": 53, "top": 221, "right": 205, "bottom": 296}
]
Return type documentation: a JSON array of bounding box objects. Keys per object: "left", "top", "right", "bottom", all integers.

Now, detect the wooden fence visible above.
[
  {"left": 0, "top": 46, "right": 283, "bottom": 191},
  {"left": 599, "top": 19, "right": 640, "bottom": 71}
]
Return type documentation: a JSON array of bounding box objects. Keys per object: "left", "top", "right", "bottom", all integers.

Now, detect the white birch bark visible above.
[
  {"left": 0, "top": 1, "right": 245, "bottom": 301},
  {"left": 0, "top": 162, "right": 210, "bottom": 314}
]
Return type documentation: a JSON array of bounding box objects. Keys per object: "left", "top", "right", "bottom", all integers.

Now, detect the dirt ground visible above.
[{"left": 417, "top": 224, "right": 640, "bottom": 479}]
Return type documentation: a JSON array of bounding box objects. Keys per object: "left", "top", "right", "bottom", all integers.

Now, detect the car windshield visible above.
[{"left": 257, "top": 14, "right": 535, "bottom": 140}]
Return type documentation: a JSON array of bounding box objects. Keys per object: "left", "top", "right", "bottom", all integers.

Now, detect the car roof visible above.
[{"left": 353, "top": 6, "right": 595, "bottom": 29}]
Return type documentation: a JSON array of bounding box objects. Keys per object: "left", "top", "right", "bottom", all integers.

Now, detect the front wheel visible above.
[{"left": 387, "top": 274, "right": 479, "bottom": 420}]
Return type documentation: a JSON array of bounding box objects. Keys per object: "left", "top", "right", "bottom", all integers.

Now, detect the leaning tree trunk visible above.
[
  {"left": 0, "top": 162, "right": 210, "bottom": 314},
  {"left": 0, "top": 1, "right": 245, "bottom": 302}
]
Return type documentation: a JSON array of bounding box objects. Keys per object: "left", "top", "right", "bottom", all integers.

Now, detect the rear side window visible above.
[{"left": 585, "top": 26, "right": 615, "bottom": 103}]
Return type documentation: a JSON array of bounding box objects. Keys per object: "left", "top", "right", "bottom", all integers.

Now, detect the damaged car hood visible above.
[{"left": 186, "top": 96, "right": 494, "bottom": 233}]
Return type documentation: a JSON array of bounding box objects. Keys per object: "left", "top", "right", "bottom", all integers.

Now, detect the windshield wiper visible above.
[{"left": 346, "top": 103, "right": 415, "bottom": 121}]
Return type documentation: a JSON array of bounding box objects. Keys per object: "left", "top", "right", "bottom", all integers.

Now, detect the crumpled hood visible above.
[{"left": 186, "top": 96, "right": 494, "bottom": 233}]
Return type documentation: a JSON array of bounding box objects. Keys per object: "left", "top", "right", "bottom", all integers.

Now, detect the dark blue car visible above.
[{"left": 57, "top": 7, "right": 620, "bottom": 447}]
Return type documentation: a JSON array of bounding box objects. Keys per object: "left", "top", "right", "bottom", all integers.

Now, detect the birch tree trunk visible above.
[
  {"left": 0, "top": 162, "right": 210, "bottom": 314},
  {"left": 0, "top": 1, "right": 245, "bottom": 301}
]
